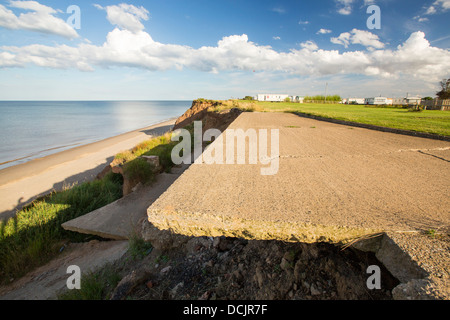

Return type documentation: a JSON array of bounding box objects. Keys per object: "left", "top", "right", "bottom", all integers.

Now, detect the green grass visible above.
[
  {"left": 0, "top": 172, "right": 123, "bottom": 285},
  {"left": 114, "top": 123, "right": 196, "bottom": 174},
  {"left": 128, "top": 232, "right": 153, "bottom": 260},
  {"left": 0, "top": 128, "right": 192, "bottom": 286},
  {"left": 58, "top": 263, "right": 122, "bottom": 300},
  {"left": 123, "top": 158, "right": 155, "bottom": 183},
  {"left": 235, "top": 100, "right": 450, "bottom": 137}
]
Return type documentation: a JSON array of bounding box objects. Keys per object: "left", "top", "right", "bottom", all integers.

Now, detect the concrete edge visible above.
[
  {"left": 61, "top": 223, "right": 128, "bottom": 241},
  {"left": 145, "top": 208, "right": 382, "bottom": 245},
  {"left": 290, "top": 111, "right": 450, "bottom": 142},
  {"left": 142, "top": 215, "right": 448, "bottom": 300},
  {"left": 353, "top": 232, "right": 447, "bottom": 300}
]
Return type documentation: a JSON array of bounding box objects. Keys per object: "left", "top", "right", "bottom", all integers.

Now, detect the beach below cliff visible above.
[{"left": 0, "top": 118, "right": 176, "bottom": 221}]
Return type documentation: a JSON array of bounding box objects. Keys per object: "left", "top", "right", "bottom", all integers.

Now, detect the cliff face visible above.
[
  {"left": 173, "top": 100, "right": 219, "bottom": 130},
  {"left": 173, "top": 99, "right": 241, "bottom": 132}
]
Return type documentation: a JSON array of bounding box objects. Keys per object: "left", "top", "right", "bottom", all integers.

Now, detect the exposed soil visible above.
[{"left": 108, "top": 236, "right": 399, "bottom": 300}]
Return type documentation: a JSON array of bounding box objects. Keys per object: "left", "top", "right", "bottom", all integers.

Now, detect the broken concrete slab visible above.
[
  {"left": 62, "top": 166, "right": 189, "bottom": 240},
  {"left": 353, "top": 231, "right": 449, "bottom": 300},
  {"left": 145, "top": 112, "right": 450, "bottom": 244}
]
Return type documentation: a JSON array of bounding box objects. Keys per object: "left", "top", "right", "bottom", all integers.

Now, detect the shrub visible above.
[
  {"left": 128, "top": 232, "right": 153, "bottom": 260},
  {"left": 408, "top": 105, "right": 424, "bottom": 112},
  {"left": 123, "top": 158, "right": 154, "bottom": 183}
]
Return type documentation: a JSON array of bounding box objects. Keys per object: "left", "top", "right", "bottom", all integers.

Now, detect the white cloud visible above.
[
  {"left": 0, "top": 2, "right": 449, "bottom": 87},
  {"left": 425, "top": 0, "right": 450, "bottom": 14},
  {"left": 331, "top": 29, "right": 384, "bottom": 49},
  {"left": 94, "top": 3, "right": 149, "bottom": 33},
  {"left": 434, "top": 0, "right": 450, "bottom": 10},
  {"left": 350, "top": 29, "right": 385, "bottom": 49},
  {"left": 273, "top": 36, "right": 281, "bottom": 40},
  {"left": 298, "top": 20, "right": 309, "bottom": 25},
  {"left": 414, "top": 16, "right": 429, "bottom": 22},
  {"left": 300, "top": 41, "right": 318, "bottom": 51},
  {"left": 317, "top": 28, "right": 332, "bottom": 35},
  {"left": 335, "top": 0, "right": 355, "bottom": 15},
  {"left": 366, "top": 31, "right": 450, "bottom": 79},
  {"left": 271, "top": 7, "right": 285, "bottom": 14},
  {"left": 331, "top": 32, "right": 351, "bottom": 48},
  {"left": 426, "top": 6, "right": 437, "bottom": 14},
  {"left": 3, "top": 29, "right": 448, "bottom": 84},
  {"left": 0, "top": 0, "right": 78, "bottom": 39}
]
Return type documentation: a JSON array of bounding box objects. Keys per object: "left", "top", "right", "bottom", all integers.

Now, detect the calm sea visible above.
[{"left": 0, "top": 100, "right": 191, "bottom": 170}]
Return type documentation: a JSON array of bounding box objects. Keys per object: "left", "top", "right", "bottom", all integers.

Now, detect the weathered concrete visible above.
[
  {"left": 62, "top": 165, "right": 189, "bottom": 240},
  {"left": 146, "top": 112, "right": 450, "bottom": 244},
  {"left": 353, "top": 231, "right": 449, "bottom": 299}
]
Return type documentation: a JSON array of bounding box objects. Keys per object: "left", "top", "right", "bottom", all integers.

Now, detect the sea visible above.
[{"left": 0, "top": 100, "right": 191, "bottom": 170}]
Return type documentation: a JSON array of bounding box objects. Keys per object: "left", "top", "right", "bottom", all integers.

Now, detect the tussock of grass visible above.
[
  {"left": 123, "top": 158, "right": 154, "bottom": 183},
  {"left": 58, "top": 263, "right": 121, "bottom": 300},
  {"left": 114, "top": 133, "right": 175, "bottom": 171},
  {"left": 114, "top": 125, "right": 195, "bottom": 175},
  {"left": 128, "top": 232, "right": 153, "bottom": 260},
  {"left": 114, "top": 150, "right": 134, "bottom": 163},
  {"left": 0, "top": 172, "right": 123, "bottom": 285}
]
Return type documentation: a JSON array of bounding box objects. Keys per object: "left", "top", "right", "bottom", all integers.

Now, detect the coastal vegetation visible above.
[
  {"left": 1, "top": 97, "right": 447, "bottom": 294},
  {"left": 0, "top": 127, "right": 192, "bottom": 285},
  {"left": 304, "top": 95, "right": 342, "bottom": 102},
  {"left": 58, "top": 262, "right": 122, "bottom": 300},
  {"left": 233, "top": 100, "right": 450, "bottom": 137},
  {"left": 0, "top": 172, "right": 123, "bottom": 285},
  {"left": 114, "top": 123, "right": 195, "bottom": 174}
]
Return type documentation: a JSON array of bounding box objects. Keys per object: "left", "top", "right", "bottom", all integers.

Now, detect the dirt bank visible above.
[{"left": 104, "top": 236, "right": 398, "bottom": 300}]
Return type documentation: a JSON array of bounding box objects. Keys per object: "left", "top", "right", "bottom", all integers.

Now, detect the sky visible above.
[{"left": 0, "top": 0, "right": 449, "bottom": 100}]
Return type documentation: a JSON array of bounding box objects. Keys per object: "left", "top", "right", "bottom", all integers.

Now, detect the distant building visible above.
[
  {"left": 256, "top": 94, "right": 289, "bottom": 102},
  {"left": 391, "top": 96, "right": 422, "bottom": 105},
  {"left": 289, "top": 96, "right": 304, "bottom": 103},
  {"left": 365, "top": 97, "right": 390, "bottom": 105},
  {"left": 405, "top": 96, "right": 421, "bottom": 105},
  {"left": 345, "top": 98, "right": 365, "bottom": 105},
  {"left": 392, "top": 98, "right": 405, "bottom": 105}
]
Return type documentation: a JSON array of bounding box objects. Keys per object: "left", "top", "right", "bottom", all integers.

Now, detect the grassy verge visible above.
[
  {"left": 114, "top": 123, "right": 195, "bottom": 175},
  {"left": 233, "top": 100, "right": 450, "bottom": 137},
  {"left": 0, "top": 172, "right": 123, "bottom": 285},
  {"left": 0, "top": 126, "right": 190, "bottom": 286},
  {"left": 58, "top": 233, "right": 152, "bottom": 300}
]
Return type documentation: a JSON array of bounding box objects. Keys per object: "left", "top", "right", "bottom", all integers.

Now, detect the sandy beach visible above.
[{"left": 0, "top": 118, "right": 176, "bottom": 221}]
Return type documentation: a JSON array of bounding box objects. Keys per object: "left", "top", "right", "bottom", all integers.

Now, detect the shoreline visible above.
[{"left": 0, "top": 117, "right": 177, "bottom": 220}]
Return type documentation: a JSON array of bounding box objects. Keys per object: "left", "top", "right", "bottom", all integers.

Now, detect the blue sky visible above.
[{"left": 0, "top": 0, "right": 449, "bottom": 100}]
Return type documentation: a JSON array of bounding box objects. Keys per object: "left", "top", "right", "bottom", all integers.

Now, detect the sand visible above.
[{"left": 0, "top": 118, "right": 176, "bottom": 221}]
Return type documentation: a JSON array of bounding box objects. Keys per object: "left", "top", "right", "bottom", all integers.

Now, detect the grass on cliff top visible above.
[
  {"left": 230, "top": 100, "right": 450, "bottom": 137},
  {"left": 114, "top": 123, "right": 195, "bottom": 174}
]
